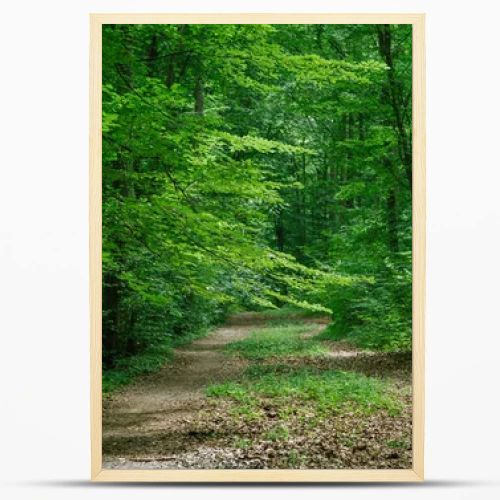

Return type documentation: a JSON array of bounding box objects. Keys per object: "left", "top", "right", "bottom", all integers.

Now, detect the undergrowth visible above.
[
  {"left": 206, "top": 364, "right": 402, "bottom": 416},
  {"left": 253, "top": 305, "right": 327, "bottom": 320},
  {"left": 224, "top": 322, "right": 327, "bottom": 360},
  {"left": 102, "top": 328, "right": 210, "bottom": 394},
  {"left": 315, "top": 320, "right": 411, "bottom": 352}
]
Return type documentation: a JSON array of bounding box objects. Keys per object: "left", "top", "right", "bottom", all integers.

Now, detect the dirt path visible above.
[
  {"left": 103, "top": 314, "right": 411, "bottom": 469},
  {"left": 103, "top": 314, "right": 325, "bottom": 468},
  {"left": 103, "top": 320, "right": 247, "bottom": 462}
]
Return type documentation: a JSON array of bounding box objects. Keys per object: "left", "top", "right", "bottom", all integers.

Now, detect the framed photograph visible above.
[{"left": 90, "top": 13, "right": 425, "bottom": 482}]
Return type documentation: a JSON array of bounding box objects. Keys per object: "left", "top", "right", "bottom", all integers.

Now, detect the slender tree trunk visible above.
[
  {"left": 147, "top": 33, "right": 158, "bottom": 76},
  {"left": 342, "top": 114, "right": 354, "bottom": 209},
  {"left": 275, "top": 209, "right": 285, "bottom": 252},
  {"left": 166, "top": 25, "right": 190, "bottom": 88},
  {"left": 386, "top": 187, "right": 399, "bottom": 253},
  {"left": 103, "top": 273, "right": 120, "bottom": 368},
  {"left": 125, "top": 311, "right": 138, "bottom": 356},
  {"left": 194, "top": 74, "right": 204, "bottom": 114},
  {"left": 166, "top": 62, "right": 175, "bottom": 88},
  {"left": 300, "top": 153, "right": 307, "bottom": 257},
  {"left": 377, "top": 24, "right": 412, "bottom": 189}
]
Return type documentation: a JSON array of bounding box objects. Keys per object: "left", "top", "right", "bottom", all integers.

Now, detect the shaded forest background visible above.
[{"left": 102, "top": 24, "right": 412, "bottom": 389}]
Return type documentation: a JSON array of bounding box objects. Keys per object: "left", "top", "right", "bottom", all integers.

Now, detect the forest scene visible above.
[{"left": 102, "top": 23, "right": 413, "bottom": 470}]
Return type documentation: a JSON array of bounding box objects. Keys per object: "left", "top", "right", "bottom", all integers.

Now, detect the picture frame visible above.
[{"left": 90, "top": 12, "right": 425, "bottom": 482}]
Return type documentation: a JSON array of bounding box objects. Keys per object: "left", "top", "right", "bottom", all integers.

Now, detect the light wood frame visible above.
[{"left": 90, "top": 13, "right": 425, "bottom": 482}]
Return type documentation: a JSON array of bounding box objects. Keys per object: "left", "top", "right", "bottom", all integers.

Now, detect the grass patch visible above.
[
  {"left": 224, "top": 322, "right": 327, "bottom": 360},
  {"left": 255, "top": 305, "right": 327, "bottom": 320},
  {"left": 102, "top": 342, "right": 173, "bottom": 394},
  {"left": 265, "top": 424, "right": 290, "bottom": 442},
  {"left": 103, "top": 328, "right": 211, "bottom": 394},
  {"left": 206, "top": 364, "right": 402, "bottom": 416},
  {"left": 233, "top": 437, "right": 252, "bottom": 449},
  {"left": 387, "top": 439, "right": 408, "bottom": 449},
  {"left": 229, "top": 403, "right": 262, "bottom": 421},
  {"left": 287, "top": 449, "right": 304, "bottom": 467}
]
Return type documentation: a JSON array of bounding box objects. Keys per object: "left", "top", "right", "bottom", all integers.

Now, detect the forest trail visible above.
[
  {"left": 102, "top": 313, "right": 328, "bottom": 468},
  {"left": 101, "top": 24, "right": 414, "bottom": 471},
  {"left": 103, "top": 312, "right": 411, "bottom": 470}
]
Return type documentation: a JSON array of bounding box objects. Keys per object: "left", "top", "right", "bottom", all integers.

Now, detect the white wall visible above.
[{"left": 1, "top": 1, "right": 499, "bottom": 498}]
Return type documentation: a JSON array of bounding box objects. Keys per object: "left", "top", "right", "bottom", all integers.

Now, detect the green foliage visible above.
[
  {"left": 316, "top": 253, "right": 412, "bottom": 351},
  {"left": 207, "top": 365, "right": 402, "bottom": 416},
  {"left": 102, "top": 23, "right": 413, "bottom": 383},
  {"left": 102, "top": 326, "right": 210, "bottom": 394},
  {"left": 102, "top": 341, "right": 172, "bottom": 393},
  {"left": 224, "top": 322, "right": 327, "bottom": 359}
]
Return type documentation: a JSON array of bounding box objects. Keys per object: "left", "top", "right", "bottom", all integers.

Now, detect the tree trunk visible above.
[
  {"left": 377, "top": 25, "right": 412, "bottom": 189},
  {"left": 194, "top": 74, "right": 204, "bottom": 114},
  {"left": 275, "top": 209, "right": 285, "bottom": 252},
  {"left": 103, "top": 273, "right": 120, "bottom": 368},
  {"left": 166, "top": 62, "right": 175, "bottom": 88}
]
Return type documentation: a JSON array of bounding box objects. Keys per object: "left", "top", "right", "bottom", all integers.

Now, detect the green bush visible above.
[{"left": 317, "top": 256, "right": 411, "bottom": 351}]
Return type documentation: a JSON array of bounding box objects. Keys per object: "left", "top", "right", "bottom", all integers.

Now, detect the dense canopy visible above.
[{"left": 102, "top": 23, "right": 412, "bottom": 379}]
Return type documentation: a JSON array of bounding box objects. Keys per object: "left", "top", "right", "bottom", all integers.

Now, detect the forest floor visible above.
[{"left": 103, "top": 312, "right": 412, "bottom": 469}]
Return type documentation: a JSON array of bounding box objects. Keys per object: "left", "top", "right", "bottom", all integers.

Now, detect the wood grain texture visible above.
[
  {"left": 411, "top": 14, "right": 426, "bottom": 481},
  {"left": 94, "top": 469, "right": 423, "bottom": 482},
  {"left": 89, "top": 12, "right": 425, "bottom": 482},
  {"left": 90, "top": 13, "right": 424, "bottom": 25},
  {"left": 89, "top": 14, "right": 102, "bottom": 480}
]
